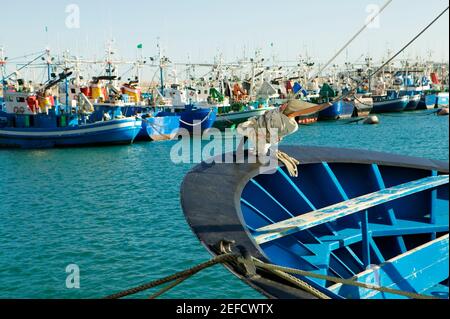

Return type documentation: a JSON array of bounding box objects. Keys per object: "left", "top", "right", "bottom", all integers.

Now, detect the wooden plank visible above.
[
  {"left": 328, "top": 235, "right": 449, "bottom": 299},
  {"left": 254, "top": 175, "right": 449, "bottom": 245}
]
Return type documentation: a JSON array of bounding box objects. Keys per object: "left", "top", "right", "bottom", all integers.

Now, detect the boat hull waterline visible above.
[{"left": 0, "top": 118, "right": 142, "bottom": 149}]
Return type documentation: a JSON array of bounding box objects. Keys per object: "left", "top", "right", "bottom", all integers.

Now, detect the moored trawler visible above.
[
  {"left": 0, "top": 73, "right": 142, "bottom": 149},
  {"left": 436, "top": 91, "right": 449, "bottom": 108},
  {"left": 418, "top": 91, "right": 439, "bottom": 110},
  {"left": 372, "top": 90, "right": 409, "bottom": 113}
]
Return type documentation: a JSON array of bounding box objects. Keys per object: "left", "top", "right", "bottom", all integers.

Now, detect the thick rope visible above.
[
  {"left": 104, "top": 253, "right": 237, "bottom": 299},
  {"left": 251, "top": 258, "right": 439, "bottom": 300},
  {"left": 276, "top": 150, "right": 300, "bottom": 177}
]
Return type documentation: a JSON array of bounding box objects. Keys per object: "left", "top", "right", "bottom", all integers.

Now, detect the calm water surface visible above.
[{"left": 0, "top": 111, "right": 448, "bottom": 298}]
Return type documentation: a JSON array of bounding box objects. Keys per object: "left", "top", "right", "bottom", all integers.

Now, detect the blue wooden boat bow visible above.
[{"left": 180, "top": 146, "right": 449, "bottom": 299}]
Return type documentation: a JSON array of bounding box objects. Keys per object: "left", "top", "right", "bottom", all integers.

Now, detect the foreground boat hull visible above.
[
  {"left": 181, "top": 146, "right": 449, "bottom": 299},
  {"left": 0, "top": 118, "right": 142, "bottom": 149}
]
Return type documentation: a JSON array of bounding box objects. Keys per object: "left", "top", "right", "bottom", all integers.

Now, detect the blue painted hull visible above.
[
  {"left": 418, "top": 93, "right": 437, "bottom": 110},
  {"left": 159, "top": 107, "right": 217, "bottom": 133},
  {"left": 143, "top": 115, "right": 180, "bottom": 141},
  {"left": 404, "top": 95, "right": 421, "bottom": 111},
  {"left": 179, "top": 108, "right": 216, "bottom": 133},
  {"left": 0, "top": 118, "right": 142, "bottom": 149},
  {"left": 318, "top": 100, "right": 354, "bottom": 121},
  {"left": 437, "top": 92, "right": 449, "bottom": 108},
  {"left": 372, "top": 96, "right": 409, "bottom": 113}
]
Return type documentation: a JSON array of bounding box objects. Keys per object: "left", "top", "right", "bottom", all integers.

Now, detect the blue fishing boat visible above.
[
  {"left": 181, "top": 146, "right": 449, "bottom": 299},
  {"left": 372, "top": 90, "right": 409, "bottom": 113},
  {"left": 117, "top": 106, "right": 180, "bottom": 141},
  {"left": 310, "top": 83, "right": 354, "bottom": 121},
  {"left": 0, "top": 75, "right": 142, "bottom": 149},
  {"left": 418, "top": 91, "right": 438, "bottom": 110},
  {"left": 0, "top": 115, "right": 142, "bottom": 149},
  {"left": 318, "top": 100, "right": 355, "bottom": 120},
  {"left": 159, "top": 105, "right": 216, "bottom": 134},
  {"left": 399, "top": 91, "right": 421, "bottom": 111},
  {"left": 436, "top": 92, "right": 449, "bottom": 108},
  {"left": 141, "top": 113, "right": 180, "bottom": 141}
]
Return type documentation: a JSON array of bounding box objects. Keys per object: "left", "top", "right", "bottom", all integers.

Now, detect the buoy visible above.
[
  {"left": 363, "top": 115, "right": 380, "bottom": 125},
  {"left": 437, "top": 108, "right": 449, "bottom": 116}
]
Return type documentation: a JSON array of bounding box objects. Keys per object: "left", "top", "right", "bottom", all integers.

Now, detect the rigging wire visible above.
[
  {"left": 368, "top": 6, "right": 450, "bottom": 78},
  {"left": 313, "top": 0, "right": 394, "bottom": 78}
]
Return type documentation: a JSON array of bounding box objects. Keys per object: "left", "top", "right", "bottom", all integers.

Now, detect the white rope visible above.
[{"left": 178, "top": 109, "right": 214, "bottom": 127}]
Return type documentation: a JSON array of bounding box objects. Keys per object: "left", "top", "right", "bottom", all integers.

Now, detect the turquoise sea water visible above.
[{"left": 0, "top": 111, "right": 448, "bottom": 299}]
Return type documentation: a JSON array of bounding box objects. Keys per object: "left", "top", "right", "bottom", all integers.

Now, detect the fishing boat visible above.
[
  {"left": 311, "top": 84, "right": 354, "bottom": 121},
  {"left": 297, "top": 112, "right": 320, "bottom": 125},
  {"left": 352, "top": 94, "right": 373, "bottom": 117},
  {"left": 372, "top": 90, "right": 409, "bottom": 113},
  {"left": 140, "top": 113, "right": 180, "bottom": 141},
  {"left": 0, "top": 74, "right": 142, "bottom": 149},
  {"left": 181, "top": 146, "right": 449, "bottom": 299},
  {"left": 418, "top": 91, "right": 438, "bottom": 110},
  {"left": 213, "top": 105, "right": 273, "bottom": 131},
  {"left": 399, "top": 91, "right": 421, "bottom": 111},
  {"left": 436, "top": 92, "right": 449, "bottom": 108},
  {"left": 158, "top": 105, "right": 216, "bottom": 134}
]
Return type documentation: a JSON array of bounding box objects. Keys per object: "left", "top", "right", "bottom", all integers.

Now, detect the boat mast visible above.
[
  {"left": 158, "top": 38, "right": 164, "bottom": 95},
  {"left": 0, "top": 47, "right": 6, "bottom": 87},
  {"left": 45, "top": 48, "right": 52, "bottom": 82}
]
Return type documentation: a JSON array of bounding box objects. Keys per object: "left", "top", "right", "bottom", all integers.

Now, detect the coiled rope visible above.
[{"left": 276, "top": 150, "right": 300, "bottom": 177}]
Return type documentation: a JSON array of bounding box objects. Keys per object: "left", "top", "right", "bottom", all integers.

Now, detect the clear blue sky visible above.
[{"left": 1, "top": 0, "right": 449, "bottom": 64}]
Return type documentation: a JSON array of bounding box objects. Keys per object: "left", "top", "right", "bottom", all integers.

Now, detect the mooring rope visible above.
[
  {"left": 250, "top": 257, "right": 439, "bottom": 300},
  {"left": 103, "top": 253, "right": 238, "bottom": 299},
  {"left": 103, "top": 251, "right": 438, "bottom": 299},
  {"left": 178, "top": 109, "right": 214, "bottom": 127}
]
